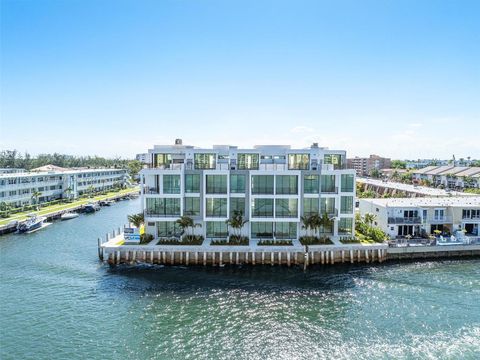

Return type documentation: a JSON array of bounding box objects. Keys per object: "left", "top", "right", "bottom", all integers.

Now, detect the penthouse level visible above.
[{"left": 139, "top": 140, "right": 356, "bottom": 241}]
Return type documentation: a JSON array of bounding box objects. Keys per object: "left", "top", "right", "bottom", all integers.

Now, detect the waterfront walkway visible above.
[{"left": 0, "top": 187, "right": 139, "bottom": 228}]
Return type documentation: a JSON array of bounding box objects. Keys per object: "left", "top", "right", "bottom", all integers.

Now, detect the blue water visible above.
[{"left": 1, "top": 198, "right": 479, "bottom": 359}]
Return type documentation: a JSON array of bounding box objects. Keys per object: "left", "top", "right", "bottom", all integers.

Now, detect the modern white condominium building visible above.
[
  {"left": 0, "top": 167, "right": 129, "bottom": 207},
  {"left": 140, "top": 140, "right": 356, "bottom": 241},
  {"left": 359, "top": 197, "right": 480, "bottom": 238}
]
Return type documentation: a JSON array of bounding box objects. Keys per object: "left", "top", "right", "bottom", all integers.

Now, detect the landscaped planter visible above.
[
  {"left": 299, "top": 236, "right": 333, "bottom": 245},
  {"left": 156, "top": 235, "right": 204, "bottom": 246},
  {"left": 211, "top": 236, "right": 249, "bottom": 246},
  {"left": 257, "top": 240, "right": 293, "bottom": 246}
]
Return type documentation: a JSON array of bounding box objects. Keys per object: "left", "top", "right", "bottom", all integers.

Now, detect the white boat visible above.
[
  {"left": 17, "top": 214, "right": 47, "bottom": 233},
  {"left": 60, "top": 212, "right": 79, "bottom": 220}
]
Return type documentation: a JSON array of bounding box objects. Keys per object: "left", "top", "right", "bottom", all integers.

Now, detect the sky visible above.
[{"left": 1, "top": 0, "right": 479, "bottom": 160}]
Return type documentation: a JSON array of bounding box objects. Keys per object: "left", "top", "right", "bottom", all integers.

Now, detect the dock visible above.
[{"left": 0, "top": 189, "right": 139, "bottom": 235}]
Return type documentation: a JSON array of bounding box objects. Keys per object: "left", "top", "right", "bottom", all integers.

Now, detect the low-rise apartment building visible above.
[
  {"left": 140, "top": 140, "right": 356, "bottom": 241},
  {"left": 359, "top": 197, "right": 480, "bottom": 238},
  {"left": 0, "top": 167, "right": 129, "bottom": 207},
  {"left": 412, "top": 166, "right": 480, "bottom": 189},
  {"left": 347, "top": 154, "right": 391, "bottom": 176}
]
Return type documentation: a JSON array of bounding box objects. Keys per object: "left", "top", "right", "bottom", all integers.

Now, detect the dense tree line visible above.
[{"left": 0, "top": 150, "right": 132, "bottom": 170}]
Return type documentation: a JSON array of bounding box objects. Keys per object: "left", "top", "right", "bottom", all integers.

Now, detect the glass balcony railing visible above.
[{"left": 388, "top": 216, "right": 422, "bottom": 224}]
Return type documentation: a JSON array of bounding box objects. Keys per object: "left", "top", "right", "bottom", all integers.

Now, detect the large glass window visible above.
[
  {"left": 185, "top": 174, "right": 200, "bottom": 193},
  {"left": 288, "top": 154, "right": 310, "bottom": 170},
  {"left": 339, "top": 218, "right": 353, "bottom": 235},
  {"left": 206, "top": 175, "right": 227, "bottom": 194},
  {"left": 238, "top": 153, "right": 259, "bottom": 170},
  {"left": 194, "top": 153, "right": 216, "bottom": 169},
  {"left": 275, "top": 199, "right": 298, "bottom": 218},
  {"left": 206, "top": 221, "right": 228, "bottom": 237},
  {"left": 163, "top": 175, "right": 180, "bottom": 194},
  {"left": 304, "top": 175, "right": 319, "bottom": 194},
  {"left": 184, "top": 197, "right": 200, "bottom": 216},
  {"left": 341, "top": 174, "right": 355, "bottom": 192},
  {"left": 321, "top": 175, "right": 336, "bottom": 193},
  {"left": 251, "top": 222, "right": 274, "bottom": 238},
  {"left": 252, "top": 198, "right": 274, "bottom": 217},
  {"left": 324, "top": 154, "right": 344, "bottom": 169},
  {"left": 303, "top": 198, "right": 319, "bottom": 217},
  {"left": 340, "top": 196, "right": 354, "bottom": 214},
  {"left": 275, "top": 222, "right": 297, "bottom": 239},
  {"left": 146, "top": 198, "right": 181, "bottom": 216},
  {"left": 206, "top": 198, "right": 228, "bottom": 217},
  {"left": 251, "top": 175, "right": 274, "bottom": 194},
  {"left": 276, "top": 175, "right": 298, "bottom": 194},
  {"left": 230, "top": 174, "right": 246, "bottom": 193},
  {"left": 157, "top": 221, "right": 182, "bottom": 237},
  {"left": 320, "top": 198, "right": 336, "bottom": 215},
  {"left": 230, "top": 197, "right": 245, "bottom": 216},
  {"left": 154, "top": 153, "right": 172, "bottom": 168}
]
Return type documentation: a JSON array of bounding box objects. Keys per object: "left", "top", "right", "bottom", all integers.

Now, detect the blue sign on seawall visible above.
[{"left": 124, "top": 227, "right": 140, "bottom": 243}]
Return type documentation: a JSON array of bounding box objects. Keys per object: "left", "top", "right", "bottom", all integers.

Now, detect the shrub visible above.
[
  {"left": 157, "top": 235, "right": 204, "bottom": 245},
  {"left": 257, "top": 239, "right": 293, "bottom": 246},
  {"left": 211, "top": 236, "right": 249, "bottom": 246},
  {"left": 139, "top": 233, "right": 154, "bottom": 244},
  {"left": 299, "top": 236, "right": 333, "bottom": 245}
]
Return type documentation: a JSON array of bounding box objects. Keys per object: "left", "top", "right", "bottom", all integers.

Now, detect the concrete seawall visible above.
[{"left": 100, "top": 233, "right": 480, "bottom": 267}]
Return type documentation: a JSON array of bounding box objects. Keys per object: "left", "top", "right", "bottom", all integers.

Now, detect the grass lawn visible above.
[{"left": 0, "top": 187, "right": 139, "bottom": 226}]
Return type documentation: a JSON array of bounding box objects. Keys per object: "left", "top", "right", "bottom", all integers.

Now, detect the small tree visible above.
[
  {"left": 225, "top": 210, "right": 248, "bottom": 238},
  {"left": 128, "top": 213, "right": 144, "bottom": 228},
  {"left": 301, "top": 215, "right": 313, "bottom": 237},
  {"left": 364, "top": 213, "right": 376, "bottom": 226},
  {"left": 319, "top": 213, "right": 333, "bottom": 242},
  {"left": 175, "top": 216, "right": 201, "bottom": 239},
  {"left": 31, "top": 190, "right": 42, "bottom": 206},
  {"left": 87, "top": 185, "right": 95, "bottom": 198}
]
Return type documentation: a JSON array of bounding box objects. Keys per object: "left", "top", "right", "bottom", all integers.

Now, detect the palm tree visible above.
[
  {"left": 63, "top": 186, "right": 73, "bottom": 200},
  {"left": 0, "top": 201, "right": 11, "bottom": 217},
  {"left": 318, "top": 213, "right": 333, "bottom": 242},
  {"left": 87, "top": 185, "right": 95, "bottom": 198},
  {"left": 364, "top": 213, "right": 376, "bottom": 226},
  {"left": 127, "top": 213, "right": 144, "bottom": 228},
  {"left": 175, "top": 216, "right": 201, "bottom": 239},
  {"left": 225, "top": 210, "right": 248, "bottom": 238},
  {"left": 301, "top": 215, "right": 313, "bottom": 237},
  {"left": 31, "top": 190, "right": 42, "bottom": 206}
]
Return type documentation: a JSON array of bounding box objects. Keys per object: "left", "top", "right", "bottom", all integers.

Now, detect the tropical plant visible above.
[
  {"left": 175, "top": 216, "right": 201, "bottom": 239},
  {"left": 318, "top": 212, "right": 333, "bottom": 237},
  {"left": 225, "top": 210, "right": 248, "bottom": 238},
  {"left": 301, "top": 215, "right": 314, "bottom": 237},
  {"left": 128, "top": 213, "right": 144, "bottom": 228},
  {"left": 63, "top": 186, "right": 73, "bottom": 200},
  {"left": 87, "top": 185, "right": 95, "bottom": 197},
  {"left": 31, "top": 190, "right": 42, "bottom": 205},
  {"left": 364, "top": 213, "right": 376, "bottom": 226}
]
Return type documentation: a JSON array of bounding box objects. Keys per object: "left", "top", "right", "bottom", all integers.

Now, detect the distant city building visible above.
[
  {"left": 405, "top": 159, "right": 449, "bottom": 169},
  {"left": 140, "top": 140, "right": 356, "bottom": 241},
  {"left": 412, "top": 166, "right": 480, "bottom": 189},
  {"left": 136, "top": 153, "right": 150, "bottom": 164},
  {"left": 347, "top": 155, "right": 391, "bottom": 176},
  {"left": 0, "top": 166, "right": 129, "bottom": 207},
  {"left": 359, "top": 197, "right": 480, "bottom": 238}
]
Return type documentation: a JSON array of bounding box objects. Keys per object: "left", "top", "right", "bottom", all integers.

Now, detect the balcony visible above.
[
  {"left": 425, "top": 216, "right": 453, "bottom": 224},
  {"left": 145, "top": 212, "right": 180, "bottom": 218},
  {"left": 388, "top": 216, "right": 422, "bottom": 224}
]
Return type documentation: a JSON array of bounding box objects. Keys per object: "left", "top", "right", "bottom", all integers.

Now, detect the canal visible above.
[{"left": 1, "top": 198, "right": 479, "bottom": 359}]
